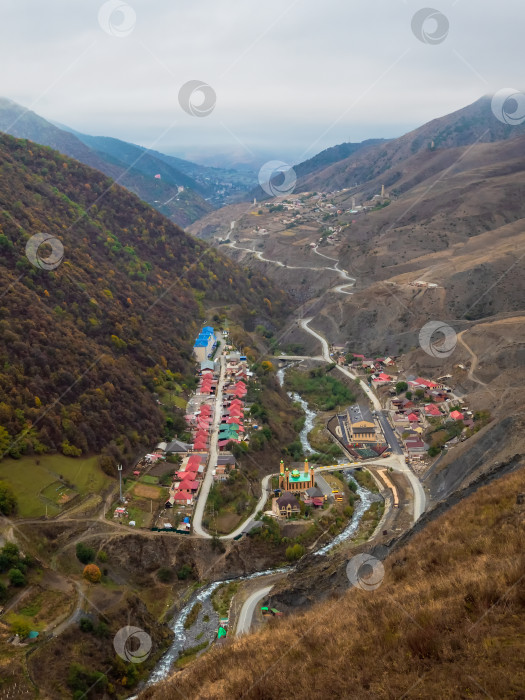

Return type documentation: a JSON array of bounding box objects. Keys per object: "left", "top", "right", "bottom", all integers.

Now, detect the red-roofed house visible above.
[
  {"left": 450, "top": 410, "right": 464, "bottom": 421},
  {"left": 172, "top": 492, "right": 193, "bottom": 505},
  {"left": 186, "top": 455, "right": 202, "bottom": 470},
  {"left": 177, "top": 480, "right": 199, "bottom": 492},
  {"left": 409, "top": 377, "right": 439, "bottom": 390},
  {"left": 176, "top": 470, "right": 198, "bottom": 481},
  {"left": 373, "top": 372, "right": 393, "bottom": 385},
  {"left": 425, "top": 404, "right": 441, "bottom": 417},
  {"left": 406, "top": 412, "right": 419, "bottom": 422}
]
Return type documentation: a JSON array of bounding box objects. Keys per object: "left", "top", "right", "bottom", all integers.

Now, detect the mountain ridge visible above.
[{"left": 0, "top": 99, "right": 216, "bottom": 227}]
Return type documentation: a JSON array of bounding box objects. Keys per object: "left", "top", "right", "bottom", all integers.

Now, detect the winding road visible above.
[
  {"left": 227, "top": 238, "right": 356, "bottom": 295},
  {"left": 456, "top": 330, "right": 488, "bottom": 389},
  {"left": 236, "top": 585, "right": 274, "bottom": 636},
  {"left": 194, "top": 230, "right": 426, "bottom": 536}
]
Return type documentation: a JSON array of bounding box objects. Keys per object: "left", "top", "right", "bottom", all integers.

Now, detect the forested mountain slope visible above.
[
  {"left": 0, "top": 134, "right": 287, "bottom": 468},
  {"left": 0, "top": 98, "right": 213, "bottom": 227}
]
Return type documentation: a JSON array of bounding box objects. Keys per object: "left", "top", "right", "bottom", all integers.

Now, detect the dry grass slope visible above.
[{"left": 142, "top": 466, "right": 525, "bottom": 699}]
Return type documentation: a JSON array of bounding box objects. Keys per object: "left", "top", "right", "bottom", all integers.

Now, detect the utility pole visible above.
[{"left": 118, "top": 464, "right": 123, "bottom": 502}]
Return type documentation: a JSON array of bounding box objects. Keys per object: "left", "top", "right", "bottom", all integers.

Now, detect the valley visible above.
[{"left": 1, "top": 92, "right": 525, "bottom": 700}]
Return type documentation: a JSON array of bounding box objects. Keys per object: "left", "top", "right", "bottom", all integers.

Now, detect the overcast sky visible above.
[{"left": 1, "top": 0, "right": 524, "bottom": 165}]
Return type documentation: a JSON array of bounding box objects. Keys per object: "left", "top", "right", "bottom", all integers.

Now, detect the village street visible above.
[{"left": 192, "top": 354, "right": 226, "bottom": 538}]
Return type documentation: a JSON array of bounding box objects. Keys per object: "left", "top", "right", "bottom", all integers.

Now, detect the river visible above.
[
  {"left": 140, "top": 473, "right": 373, "bottom": 694},
  {"left": 144, "top": 566, "right": 290, "bottom": 690},
  {"left": 137, "top": 367, "right": 375, "bottom": 694},
  {"left": 277, "top": 366, "right": 316, "bottom": 454}
]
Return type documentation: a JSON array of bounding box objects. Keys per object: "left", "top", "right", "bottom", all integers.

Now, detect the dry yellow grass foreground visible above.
[{"left": 142, "top": 466, "right": 525, "bottom": 700}]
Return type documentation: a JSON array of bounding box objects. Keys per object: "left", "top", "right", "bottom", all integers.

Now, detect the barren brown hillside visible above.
[
  {"left": 142, "top": 463, "right": 525, "bottom": 700},
  {"left": 298, "top": 94, "right": 525, "bottom": 193}
]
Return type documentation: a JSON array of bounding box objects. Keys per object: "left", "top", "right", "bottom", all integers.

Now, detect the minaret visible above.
[
  {"left": 279, "top": 460, "right": 285, "bottom": 490},
  {"left": 304, "top": 457, "right": 313, "bottom": 489},
  {"left": 381, "top": 184, "right": 385, "bottom": 198}
]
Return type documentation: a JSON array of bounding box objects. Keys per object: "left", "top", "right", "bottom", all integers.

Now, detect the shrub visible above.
[
  {"left": 285, "top": 544, "right": 305, "bottom": 561},
  {"left": 83, "top": 564, "right": 102, "bottom": 583},
  {"left": 94, "top": 620, "right": 109, "bottom": 637},
  {"left": 8, "top": 568, "right": 26, "bottom": 587},
  {"left": 76, "top": 543, "right": 95, "bottom": 565},
  {"left": 67, "top": 664, "right": 107, "bottom": 696},
  {"left": 79, "top": 618, "right": 94, "bottom": 633},
  {"left": 157, "top": 567, "right": 174, "bottom": 583},
  {"left": 11, "top": 619, "right": 31, "bottom": 638},
  {"left": 97, "top": 550, "right": 108, "bottom": 563},
  {"left": 211, "top": 535, "right": 225, "bottom": 553},
  {"left": 0, "top": 543, "right": 20, "bottom": 572},
  {"left": 176, "top": 564, "right": 193, "bottom": 580},
  {"left": 0, "top": 481, "right": 17, "bottom": 515}
]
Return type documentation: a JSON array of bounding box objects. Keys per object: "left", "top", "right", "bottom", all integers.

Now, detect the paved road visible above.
[
  {"left": 192, "top": 355, "right": 226, "bottom": 538},
  {"left": 228, "top": 239, "right": 355, "bottom": 295},
  {"left": 221, "top": 473, "right": 274, "bottom": 540},
  {"left": 298, "top": 318, "right": 425, "bottom": 523},
  {"left": 52, "top": 582, "right": 84, "bottom": 636},
  {"left": 192, "top": 355, "right": 274, "bottom": 541},
  {"left": 298, "top": 318, "right": 382, "bottom": 412},
  {"left": 277, "top": 355, "right": 324, "bottom": 362},
  {"left": 377, "top": 411, "right": 403, "bottom": 456},
  {"left": 236, "top": 585, "right": 273, "bottom": 636}
]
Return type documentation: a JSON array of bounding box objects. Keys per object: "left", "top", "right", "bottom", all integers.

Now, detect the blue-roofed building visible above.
[{"left": 193, "top": 326, "right": 216, "bottom": 362}]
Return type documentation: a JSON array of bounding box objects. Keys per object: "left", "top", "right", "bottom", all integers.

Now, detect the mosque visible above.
[{"left": 278, "top": 458, "right": 315, "bottom": 495}]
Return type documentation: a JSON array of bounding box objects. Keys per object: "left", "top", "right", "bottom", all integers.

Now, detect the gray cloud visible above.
[{"left": 1, "top": 0, "right": 524, "bottom": 164}]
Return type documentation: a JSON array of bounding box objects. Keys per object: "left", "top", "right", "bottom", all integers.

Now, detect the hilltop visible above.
[{"left": 297, "top": 94, "right": 525, "bottom": 192}]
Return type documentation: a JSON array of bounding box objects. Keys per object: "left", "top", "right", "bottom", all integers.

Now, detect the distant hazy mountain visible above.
[
  {"left": 246, "top": 139, "right": 389, "bottom": 202},
  {"left": 65, "top": 130, "right": 260, "bottom": 206},
  {"left": 297, "top": 95, "right": 525, "bottom": 192},
  {"left": 0, "top": 98, "right": 257, "bottom": 227},
  {"left": 293, "top": 139, "right": 390, "bottom": 180}
]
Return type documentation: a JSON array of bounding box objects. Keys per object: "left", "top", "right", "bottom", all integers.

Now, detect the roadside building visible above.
[
  {"left": 193, "top": 326, "right": 216, "bottom": 362},
  {"left": 272, "top": 492, "right": 301, "bottom": 518}
]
